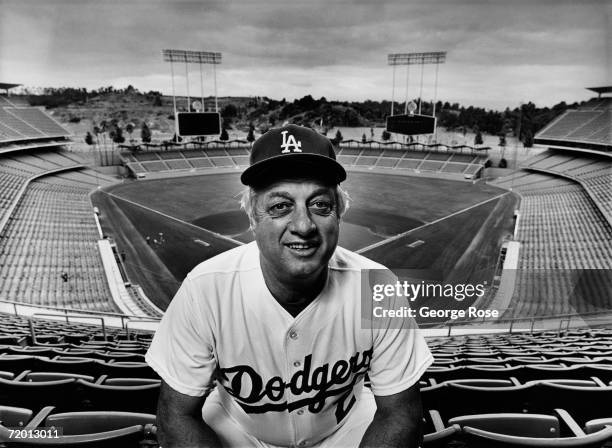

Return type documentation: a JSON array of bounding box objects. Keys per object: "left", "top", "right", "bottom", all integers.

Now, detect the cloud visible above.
[{"left": 0, "top": 0, "right": 608, "bottom": 109}]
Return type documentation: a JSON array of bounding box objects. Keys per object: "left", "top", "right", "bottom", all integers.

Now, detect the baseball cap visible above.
[{"left": 240, "top": 124, "right": 347, "bottom": 187}]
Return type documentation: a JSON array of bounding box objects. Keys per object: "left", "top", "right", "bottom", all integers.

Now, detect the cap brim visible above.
[{"left": 240, "top": 153, "right": 347, "bottom": 187}]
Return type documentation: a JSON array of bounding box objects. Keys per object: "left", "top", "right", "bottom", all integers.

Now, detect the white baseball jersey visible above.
[{"left": 145, "top": 241, "right": 433, "bottom": 447}]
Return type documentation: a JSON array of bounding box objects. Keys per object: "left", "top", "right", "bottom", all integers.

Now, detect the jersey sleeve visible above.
[
  {"left": 367, "top": 274, "right": 433, "bottom": 397},
  {"left": 145, "top": 277, "right": 217, "bottom": 397}
]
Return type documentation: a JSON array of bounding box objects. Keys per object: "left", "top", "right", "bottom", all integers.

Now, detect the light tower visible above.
[
  {"left": 162, "top": 49, "right": 222, "bottom": 141},
  {"left": 386, "top": 51, "right": 446, "bottom": 139}
]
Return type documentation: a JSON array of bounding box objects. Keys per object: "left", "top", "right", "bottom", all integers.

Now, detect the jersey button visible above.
[
  {"left": 293, "top": 360, "right": 301, "bottom": 367},
  {"left": 289, "top": 330, "right": 298, "bottom": 340},
  {"left": 297, "top": 409, "right": 304, "bottom": 415}
]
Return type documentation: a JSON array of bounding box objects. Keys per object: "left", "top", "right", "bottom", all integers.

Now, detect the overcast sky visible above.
[{"left": 1, "top": 0, "right": 609, "bottom": 109}]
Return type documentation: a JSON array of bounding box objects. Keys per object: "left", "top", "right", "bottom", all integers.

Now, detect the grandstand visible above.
[
  {"left": 120, "top": 140, "right": 489, "bottom": 180},
  {"left": 491, "top": 87, "right": 612, "bottom": 321},
  {"left": 0, "top": 88, "right": 161, "bottom": 322}
]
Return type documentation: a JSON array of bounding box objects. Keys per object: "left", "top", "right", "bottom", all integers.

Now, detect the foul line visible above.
[
  {"left": 101, "top": 191, "right": 245, "bottom": 247},
  {"left": 356, "top": 192, "right": 509, "bottom": 254}
]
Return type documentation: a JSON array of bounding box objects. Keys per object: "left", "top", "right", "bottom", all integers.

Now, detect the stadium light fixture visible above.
[
  {"left": 387, "top": 51, "right": 446, "bottom": 117},
  {"left": 162, "top": 49, "right": 223, "bottom": 140}
]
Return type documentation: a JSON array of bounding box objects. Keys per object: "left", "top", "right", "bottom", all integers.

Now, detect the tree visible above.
[
  {"left": 99, "top": 120, "right": 109, "bottom": 149},
  {"left": 246, "top": 124, "right": 255, "bottom": 143},
  {"left": 126, "top": 123, "right": 135, "bottom": 143},
  {"left": 381, "top": 130, "right": 391, "bottom": 141},
  {"left": 220, "top": 128, "right": 229, "bottom": 141},
  {"left": 112, "top": 126, "right": 125, "bottom": 144},
  {"left": 221, "top": 104, "right": 238, "bottom": 118},
  {"left": 474, "top": 130, "right": 483, "bottom": 146},
  {"left": 335, "top": 129, "right": 343, "bottom": 143},
  {"left": 92, "top": 125, "right": 100, "bottom": 147},
  {"left": 523, "top": 129, "right": 534, "bottom": 148},
  {"left": 141, "top": 122, "right": 152, "bottom": 143},
  {"left": 84, "top": 131, "right": 94, "bottom": 146}
]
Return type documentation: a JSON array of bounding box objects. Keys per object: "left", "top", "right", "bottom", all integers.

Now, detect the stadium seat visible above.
[
  {"left": 0, "top": 336, "right": 26, "bottom": 346},
  {"left": 0, "top": 411, "right": 156, "bottom": 447},
  {"left": 530, "top": 383, "right": 612, "bottom": 423},
  {"left": 423, "top": 409, "right": 461, "bottom": 447},
  {"left": 6, "top": 346, "right": 61, "bottom": 358},
  {"left": 584, "top": 417, "right": 612, "bottom": 434},
  {"left": 449, "top": 412, "right": 561, "bottom": 438},
  {"left": 0, "top": 370, "right": 14, "bottom": 380},
  {"left": 64, "top": 334, "right": 90, "bottom": 345},
  {"left": 32, "top": 358, "right": 103, "bottom": 378},
  {"left": 101, "top": 361, "right": 158, "bottom": 379},
  {"left": 450, "top": 410, "right": 612, "bottom": 447},
  {"left": 429, "top": 383, "right": 532, "bottom": 418},
  {"left": 100, "top": 352, "right": 145, "bottom": 363},
  {"left": 0, "top": 377, "right": 80, "bottom": 412},
  {"left": 23, "top": 372, "right": 96, "bottom": 382},
  {"left": 441, "top": 379, "right": 517, "bottom": 387},
  {"left": 46, "top": 410, "right": 156, "bottom": 433},
  {"left": 74, "top": 379, "right": 160, "bottom": 414},
  {"left": 102, "top": 377, "right": 161, "bottom": 386},
  {"left": 0, "top": 355, "right": 38, "bottom": 375},
  {"left": 0, "top": 406, "right": 33, "bottom": 428}
]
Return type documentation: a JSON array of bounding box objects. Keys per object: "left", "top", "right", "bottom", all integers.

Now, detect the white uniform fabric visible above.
[{"left": 145, "top": 241, "right": 433, "bottom": 447}]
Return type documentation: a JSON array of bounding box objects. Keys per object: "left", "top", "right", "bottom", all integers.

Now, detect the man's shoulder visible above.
[
  {"left": 330, "top": 246, "right": 390, "bottom": 272},
  {"left": 186, "top": 241, "right": 259, "bottom": 281}
]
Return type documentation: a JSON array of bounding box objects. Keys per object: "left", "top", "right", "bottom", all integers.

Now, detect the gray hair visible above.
[{"left": 240, "top": 184, "right": 350, "bottom": 230}]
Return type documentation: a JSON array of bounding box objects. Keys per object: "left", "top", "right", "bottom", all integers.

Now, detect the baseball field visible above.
[{"left": 92, "top": 171, "right": 518, "bottom": 310}]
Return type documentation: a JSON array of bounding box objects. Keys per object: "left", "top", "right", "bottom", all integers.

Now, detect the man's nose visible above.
[{"left": 289, "top": 205, "right": 316, "bottom": 236}]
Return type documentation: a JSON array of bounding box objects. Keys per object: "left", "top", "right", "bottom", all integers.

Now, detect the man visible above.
[{"left": 145, "top": 124, "right": 433, "bottom": 447}]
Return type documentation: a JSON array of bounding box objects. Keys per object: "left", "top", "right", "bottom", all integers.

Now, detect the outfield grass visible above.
[{"left": 100, "top": 171, "right": 513, "bottom": 308}]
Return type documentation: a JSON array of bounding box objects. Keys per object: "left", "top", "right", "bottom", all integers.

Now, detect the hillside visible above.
[{"left": 17, "top": 86, "right": 576, "bottom": 145}]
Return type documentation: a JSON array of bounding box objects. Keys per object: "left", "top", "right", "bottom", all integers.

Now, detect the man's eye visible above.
[
  {"left": 269, "top": 203, "right": 291, "bottom": 214},
  {"left": 311, "top": 201, "right": 333, "bottom": 213}
]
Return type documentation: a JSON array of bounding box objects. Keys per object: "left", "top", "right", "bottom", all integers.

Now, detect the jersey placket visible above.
[{"left": 285, "top": 319, "right": 313, "bottom": 448}]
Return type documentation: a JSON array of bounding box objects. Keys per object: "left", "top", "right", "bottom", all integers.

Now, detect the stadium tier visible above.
[
  {"left": 493, "top": 170, "right": 612, "bottom": 318},
  {"left": 121, "top": 143, "right": 489, "bottom": 179},
  {"left": 521, "top": 148, "right": 612, "bottom": 225},
  {"left": 0, "top": 145, "right": 162, "bottom": 321},
  {"left": 535, "top": 97, "right": 612, "bottom": 150},
  {"left": 0, "top": 310, "right": 611, "bottom": 446},
  {"left": 0, "top": 178, "right": 117, "bottom": 311},
  {"left": 0, "top": 100, "right": 70, "bottom": 143}
]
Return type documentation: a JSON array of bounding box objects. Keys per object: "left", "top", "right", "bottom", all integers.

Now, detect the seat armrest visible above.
[
  {"left": 24, "top": 406, "right": 55, "bottom": 430},
  {"left": 554, "top": 408, "right": 585, "bottom": 437}
]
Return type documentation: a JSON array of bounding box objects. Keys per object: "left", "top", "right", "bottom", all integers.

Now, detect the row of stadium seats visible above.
[{"left": 122, "top": 145, "right": 488, "bottom": 178}]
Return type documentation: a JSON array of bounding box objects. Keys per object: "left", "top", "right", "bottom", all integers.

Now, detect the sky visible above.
[{"left": 0, "top": 0, "right": 609, "bottom": 110}]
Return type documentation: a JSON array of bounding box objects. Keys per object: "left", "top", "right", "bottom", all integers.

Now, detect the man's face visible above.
[{"left": 252, "top": 178, "right": 340, "bottom": 283}]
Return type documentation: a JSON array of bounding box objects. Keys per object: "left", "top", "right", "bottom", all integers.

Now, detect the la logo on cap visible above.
[{"left": 280, "top": 130, "right": 302, "bottom": 153}]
